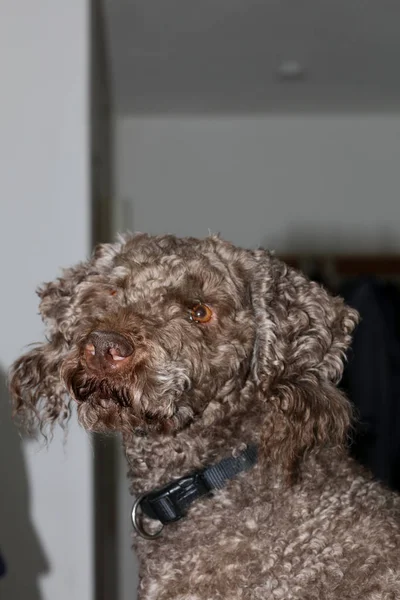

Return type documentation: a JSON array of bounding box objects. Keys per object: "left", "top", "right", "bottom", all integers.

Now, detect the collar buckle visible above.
[
  {"left": 141, "top": 471, "right": 212, "bottom": 522},
  {"left": 131, "top": 471, "right": 212, "bottom": 540}
]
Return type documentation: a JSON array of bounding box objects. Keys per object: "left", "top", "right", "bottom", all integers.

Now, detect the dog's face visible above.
[
  {"left": 11, "top": 235, "right": 256, "bottom": 436},
  {"left": 10, "top": 234, "right": 358, "bottom": 471},
  {"left": 61, "top": 235, "right": 257, "bottom": 434}
]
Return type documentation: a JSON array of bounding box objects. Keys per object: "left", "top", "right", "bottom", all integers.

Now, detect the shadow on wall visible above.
[{"left": 0, "top": 367, "right": 48, "bottom": 600}]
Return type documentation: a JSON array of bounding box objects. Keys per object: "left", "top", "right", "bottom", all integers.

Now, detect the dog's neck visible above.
[{"left": 122, "top": 383, "right": 262, "bottom": 494}]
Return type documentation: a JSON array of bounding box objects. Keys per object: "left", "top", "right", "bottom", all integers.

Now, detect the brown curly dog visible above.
[{"left": 10, "top": 234, "right": 400, "bottom": 599}]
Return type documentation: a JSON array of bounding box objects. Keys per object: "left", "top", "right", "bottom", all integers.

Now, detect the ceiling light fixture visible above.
[{"left": 276, "top": 60, "right": 306, "bottom": 81}]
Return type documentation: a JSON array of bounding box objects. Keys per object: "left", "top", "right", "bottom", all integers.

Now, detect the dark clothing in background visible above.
[
  {"left": 340, "top": 278, "right": 400, "bottom": 491},
  {"left": 0, "top": 550, "right": 5, "bottom": 577}
]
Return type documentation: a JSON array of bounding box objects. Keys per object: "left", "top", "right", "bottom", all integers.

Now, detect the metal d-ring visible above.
[{"left": 131, "top": 494, "right": 164, "bottom": 540}]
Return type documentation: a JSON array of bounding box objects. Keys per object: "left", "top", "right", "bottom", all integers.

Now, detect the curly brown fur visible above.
[{"left": 9, "top": 234, "right": 400, "bottom": 599}]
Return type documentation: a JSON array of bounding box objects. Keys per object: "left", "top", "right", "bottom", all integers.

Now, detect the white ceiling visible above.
[{"left": 103, "top": 0, "right": 400, "bottom": 114}]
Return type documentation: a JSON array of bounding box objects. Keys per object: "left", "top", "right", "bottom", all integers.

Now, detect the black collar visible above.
[{"left": 131, "top": 444, "right": 258, "bottom": 539}]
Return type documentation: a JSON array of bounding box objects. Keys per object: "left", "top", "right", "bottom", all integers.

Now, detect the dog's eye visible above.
[{"left": 189, "top": 303, "right": 213, "bottom": 324}]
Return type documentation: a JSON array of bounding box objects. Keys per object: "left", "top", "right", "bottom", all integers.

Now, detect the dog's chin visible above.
[
  {"left": 76, "top": 397, "right": 140, "bottom": 433},
  {"left": 64, "top": 363, "right": 198, "bottom": 435},
  {"left": 75, "top": 397, "right": 195, "bottom": 436},
  {"left": 71, "top": 383, "right": 196, "bottom": 436}
]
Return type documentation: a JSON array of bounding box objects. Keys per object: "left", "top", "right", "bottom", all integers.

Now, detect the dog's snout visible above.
[{"left": 84, "top": 330, "right": 134, "bottom": 371}]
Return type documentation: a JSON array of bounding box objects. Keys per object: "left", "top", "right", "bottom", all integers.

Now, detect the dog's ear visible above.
[
  {"left": 249, "top": 250, "right": 358, "bottom": 475},
  {"left": 9, "top": 261, "right": 90, "bottom": 437}
]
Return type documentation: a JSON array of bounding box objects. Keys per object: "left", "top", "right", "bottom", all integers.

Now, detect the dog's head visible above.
[{"left": 9, "top": 234, "right": 357, "bottom": 469}]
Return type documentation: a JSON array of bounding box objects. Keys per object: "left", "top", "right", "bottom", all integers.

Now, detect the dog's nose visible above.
[{"left": 84, "top": 331, "right": 134, "bottom": 371}]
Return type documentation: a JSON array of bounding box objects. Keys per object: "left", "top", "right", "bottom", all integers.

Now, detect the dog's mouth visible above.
[{"left": 62, "top": 357, "right": 196, "bottom": 435}]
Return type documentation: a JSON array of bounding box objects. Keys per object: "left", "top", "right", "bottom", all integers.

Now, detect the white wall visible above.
[
  {"left": 0, "top": 3, "right": 92, "bottom": 600},
  {"left": 115, "top": 115, "right": 400, "bottom": 253}
]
